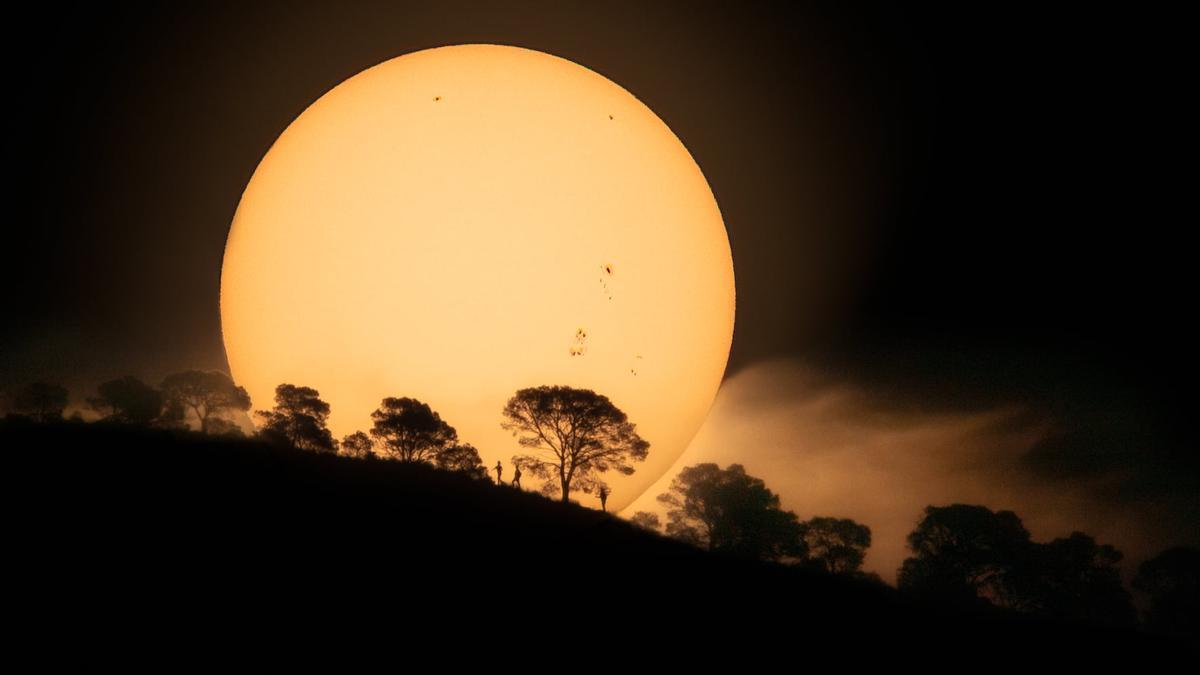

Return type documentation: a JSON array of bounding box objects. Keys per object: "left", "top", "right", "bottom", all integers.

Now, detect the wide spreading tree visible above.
[
  {"left": 160, "top": 370, "right": 251, "bottom": 434},
  {"left": 501, "top": 385, "right": 649, "bottom": 503}
]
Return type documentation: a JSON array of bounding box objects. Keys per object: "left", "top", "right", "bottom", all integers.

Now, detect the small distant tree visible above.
[
  {"left": 160, "top": 370, "right": 251, "bottom": 434},
  {"left": 436, "top": 443, "right": 490, "bottom": 480},
  {"left": 340, "top": 431, "right": 376, "bottom": 459},
  {"left": 255, "top": 384, "right": 336, "bottom": 453},
  {"left": 501, "top": 385, "right": 649, "bottom": 504},
  {"left": 802, "top": 517, "right": 872, "bottom": 575},
  {"left": 369, "top": 397, "right": 458, "bottom": 463},
  {"left": 1132, "top": 546, "right": 1200, "bottom": 638},
  {"left": 9, "top": 382, "right": 69, "bottom": 422},
  {"left": 657, "top": 463, "right": 806, "bottom": 562},
  {"left": 629, "top": 512, "right": 662, "bottom": 532},
  {"left": 205, "top": 418, "right": 246, "bottom": 437},
  {"left": 88, "top": 376, "right": 163, "bottom": 425}
]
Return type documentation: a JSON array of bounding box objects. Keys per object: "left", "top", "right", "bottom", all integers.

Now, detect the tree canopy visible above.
[
  {"left": 657, "top": 463, "right": 806, "bottom": 562},
  {"left": 629, "top": 512, "right": 662, "bottom": 533},
  {"left": 255, "top": 383, "right": 336, "bottom": 453},
  {"left": 501, "top": 385, "right": 649, "bottom": 503},
  {"left": 1133, "top": 546, "right": 1200, "bottom": 638},
  {"left": 340, "top": 431, "right": 376, "bottom": 459},
  {"left": 8, "top": 382, "right": 69, "bottom": 423},
  {"left": 802, "top": 516, "right": 872, "bottom": 575},
  {"left": 369, "top": 397, "right": 458, "bottom": 463},
  {"left": 435, "top": 443, "right": 490, "bottom": 480},
  {"left": 898, "top": 504, "right": 1034, "bottom": 609},
  {"left": 160, "top": 370, "right": 251, "bottom": 434},
  {"left": 88, "top": 376, "right": 163, "bottom": 425},
  {"left": 1020, "top": 531, "right": 1135, "bottom": 626},
  {"left": 898, "top": 504, "right": 1135, "bottom": 625}
]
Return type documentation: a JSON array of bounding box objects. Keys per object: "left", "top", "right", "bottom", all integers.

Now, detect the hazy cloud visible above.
[{"left": 624, "top": 359, "right": 1196, "bottom": 583}]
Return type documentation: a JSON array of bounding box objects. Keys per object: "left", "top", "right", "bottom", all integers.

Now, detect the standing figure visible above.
[
  {"left": 512, "top": 464, "right": 522, "bottom": 488},
  {"left": 598, "top": 485, "right": 610, "bottom": 512},
  {"left": 494, "top": 460, "right": 503, "bottom": 485}
]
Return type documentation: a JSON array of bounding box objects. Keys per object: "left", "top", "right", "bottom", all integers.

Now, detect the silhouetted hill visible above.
[{"left": 4, "top": 419, "right": 1188, "bottom": 660}]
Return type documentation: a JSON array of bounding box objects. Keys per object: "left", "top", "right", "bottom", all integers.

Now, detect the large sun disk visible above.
[{"left": 221, "top": 44, "right": 735, "bottom": 511}]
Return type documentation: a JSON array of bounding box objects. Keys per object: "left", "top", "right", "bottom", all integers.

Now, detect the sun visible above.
[{"left": 220, "top": 44, "right": 734, "bottom": 511}]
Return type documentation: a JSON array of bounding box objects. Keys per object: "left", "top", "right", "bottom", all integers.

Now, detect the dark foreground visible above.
[{"left": 3, "top": 419, "right": 1188, "bottom": 661}]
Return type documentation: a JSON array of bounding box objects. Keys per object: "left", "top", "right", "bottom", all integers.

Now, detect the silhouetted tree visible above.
[
  {"left": 657, "top": 463, "right": 806, "bottom": 562},
  {"left": 898, "top": 504, "right": 1134, "bottom": 624},
  {"left": 160, "top": 370, "right": 251, "bottom": 434},
  {"left": 158, "top": 399, "right": 189, "bottom": 430},
  {"left": 802, "top": 517, "right": 872, "bottom": 575},
  {"left": 1133, "top": 546, "right": 1200, "bottom": 638},
  {"left": 205, "top": 418, "right": 246, "bottom": 437},
  {"left": 370, "top": 397, "right": 457, "bottom": 463},
  {"left": 254, "top": 384, "right": 336, "bottom": 453},
  {"left": 340, "top": 431, "right": 376, "bottom": 459},
  {"left": 1017, "top": 531, "right": 1135, "bottom": 627},
  {"left": 501, "top": 385, "right": 649, "bottom": 504},
  {"left": 9, "top": 382, "right": 69, "bottom": 422},
  {"left": 435, "top": 443, "right": 490, "bottom": 480},
  {"left": 88, "top": 376, "right": 163, "bottom": 425},
  {"left": 897, "top": 504, "right": 1033, "bottom": 609},
  {"left": 629, "top": 512, "right": 661, "bottom": 532}
]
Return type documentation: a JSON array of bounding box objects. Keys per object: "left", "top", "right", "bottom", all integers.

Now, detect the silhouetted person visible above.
[
  {"left": 495, "top": 460, "right": 503, "bottom": 484},
  {"left": 599, "top": 485, "right": 610, "bottom": 512},
  {"left": 512, "top": 465, "right": 522, "bottom": 488}
]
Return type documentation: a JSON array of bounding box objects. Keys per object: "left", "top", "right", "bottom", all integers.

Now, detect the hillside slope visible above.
[{"left": 3, "top": 419, "right": 1182, "bottom": 658}]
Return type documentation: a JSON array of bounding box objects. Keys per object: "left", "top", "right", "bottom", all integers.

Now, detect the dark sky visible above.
[{"left": 4, "top": 3, "right": 1195, "bottom": 549}]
